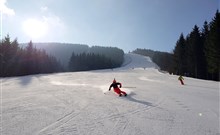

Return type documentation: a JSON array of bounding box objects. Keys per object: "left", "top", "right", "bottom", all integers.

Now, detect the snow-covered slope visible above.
[
  {"left": 120, "top": 53, "right": 159, "bottom": 70},
  {"left": 1, "top": 53, "right": 219, "bottom": 135}
]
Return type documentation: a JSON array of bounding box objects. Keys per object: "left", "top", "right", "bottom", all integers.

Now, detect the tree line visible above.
[
  {"left": 20, "top": 43, "right": 124, "bottom": 70},
  {"left": 68, "top": 47, "right": 124, "bottom": 71},
  {"left": 0, "top": 35, "right": 63, "bottom": 77},
  {"left": 88, "top": 46, "right": 124, "bottom": 67},
  {"left": 173, "top": 10, "right": 219, "bottom": 81},
  {"left": 134, "top": 10, "right": 219, "bottom": 81},
  {"left": 0, "top": 35, "right": 124, "bottom": 77},
  {"left": 22, "top": 42, "right": 90, "bottom": 69}
]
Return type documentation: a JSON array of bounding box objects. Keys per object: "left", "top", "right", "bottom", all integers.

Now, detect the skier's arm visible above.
[
  {"left": 117, "top": 83, "right": 122, "bottom": 88},
  {"left": 109, "top": 84, "right": 113, "bottom": 91}
]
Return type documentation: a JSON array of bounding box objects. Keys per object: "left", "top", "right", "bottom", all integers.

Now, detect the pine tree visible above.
[
  {"left": 186, "top": 25, "right": 203, "bottom": 78},
  {"left": 201, "top": 21, "right": 210, "bottom": 79},
  {"left": 173, "top": 33, "right": 186, "bottom": 75},
  {"left": 69, "top": 52, "right": 76, "bottom": 71},
  {"left": 205, "top": 10, "right": 220, "bottom": 80},
  {"left": 25, "top": 40, "right": 35, "bottom": 74},
  {"left": 0, "top": 35, "right": 20, "bottom": 76}
]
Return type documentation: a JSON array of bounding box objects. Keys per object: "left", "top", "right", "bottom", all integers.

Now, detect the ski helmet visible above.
[{"left": 113, "top": 78, "right": 116, "bottom": 83}]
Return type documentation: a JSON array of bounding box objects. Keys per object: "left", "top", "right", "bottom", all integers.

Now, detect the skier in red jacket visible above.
[{"left": 109, "top": 78, "right": 127, "bottom": 97}]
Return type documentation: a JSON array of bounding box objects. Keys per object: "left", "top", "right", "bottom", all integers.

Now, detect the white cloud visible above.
[
  {"left": 0, "top": 0, "right": 15, "bottom": 16},
  {"left": 39, "top": 6, "right": 65, "bottom": 32},
  {"left": 44, "top": 15, "right": 67, "bottom": 41},
  {"left": 43, "top": 14, "right": 65, "bottom": 31},
  {"left": 40, "top": 6, "right": 48, "bottom": 12}
]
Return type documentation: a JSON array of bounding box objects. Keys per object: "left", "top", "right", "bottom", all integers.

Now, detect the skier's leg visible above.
[
  {"left": 120, "top": 90, "right": 127, "bottom": 96},
  {"left": 180, "top": 80, "right": 184, "bottom": 85},
  {"left": 114, "top": 88, "right": 122, "bottom": 96}
]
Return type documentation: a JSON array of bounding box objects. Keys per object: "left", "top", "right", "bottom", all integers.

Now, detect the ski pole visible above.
[{"left": 123, "top": 86, "right": 136, "bottom": 88}]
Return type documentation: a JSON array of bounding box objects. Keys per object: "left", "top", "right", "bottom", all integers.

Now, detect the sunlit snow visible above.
[{"left": 1, "top": 53, "right": 219, "bottom": 135}]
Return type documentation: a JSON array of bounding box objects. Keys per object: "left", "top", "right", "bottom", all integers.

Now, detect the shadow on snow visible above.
[{"left": 124, "top": 92, "right": 154, "bottom": 107}]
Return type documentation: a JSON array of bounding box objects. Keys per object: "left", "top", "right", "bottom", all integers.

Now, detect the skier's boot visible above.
[
  {"left": 119, "top": 94, "right": 122, "bottom": 97},
  {"left": 124, "top": 93, "right": 127, "bottom": 96}
]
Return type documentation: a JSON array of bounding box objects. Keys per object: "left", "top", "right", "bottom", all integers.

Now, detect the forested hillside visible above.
[
  {"left": 89, "top": 46, "right": 124, "bottom": 67},
  {"left": 0, "top": 36, "right": 63, "bottom": 77},
  {"left": 134, "top": 10, "right": 220, "bottom": 81},
  {"left": 20, "top": 43, "right": 89, "bottom": 68},
  {"left": 173, "top": 10, "right": 219, "bottom": 81},
  {"left": 21, "top": 43, "right": 124, "bottom": 70},
  {"left": 1, "top": 38, "right": 124, "bottom": 77},
  {"left": 68, "top": 46, "right": 124, "bottom": 71}
]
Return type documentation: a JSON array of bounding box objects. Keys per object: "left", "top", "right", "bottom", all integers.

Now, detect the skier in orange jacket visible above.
[{"left": 109, "top": 79, "right": 127, "bottom": 97}]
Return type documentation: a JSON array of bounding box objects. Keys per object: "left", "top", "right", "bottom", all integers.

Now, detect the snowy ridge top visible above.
[{"left": 117, "top": 53, "right": 159, "bottom": 71}]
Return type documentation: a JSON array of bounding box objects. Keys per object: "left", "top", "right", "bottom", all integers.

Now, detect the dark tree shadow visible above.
[
  {"left": 19, "top": 76, "right": 33, "bottom": 85},
  {"left": 18, "top": 74, "right": 45, "bottom": 86},
  {"left": 3, "top": 75, "right": 34, "bottom": 86}
]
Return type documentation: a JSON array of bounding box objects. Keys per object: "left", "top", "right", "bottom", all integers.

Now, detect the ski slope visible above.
[{"left": 1, "top": 53, "right": 219, "bottom": 135}]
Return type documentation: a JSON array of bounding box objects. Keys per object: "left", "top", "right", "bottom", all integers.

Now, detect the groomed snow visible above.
[{"left": 1, "top": 53, "right": 219, "bottom": 135}]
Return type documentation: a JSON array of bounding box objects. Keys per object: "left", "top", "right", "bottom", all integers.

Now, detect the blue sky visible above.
[{"left": 1, "top": 0, "right": 219, "bottom": 53}]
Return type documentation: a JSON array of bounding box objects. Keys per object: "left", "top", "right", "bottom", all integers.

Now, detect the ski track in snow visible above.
[{"left": 1, "top": 53, "right": 219, "bottom": 135}]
